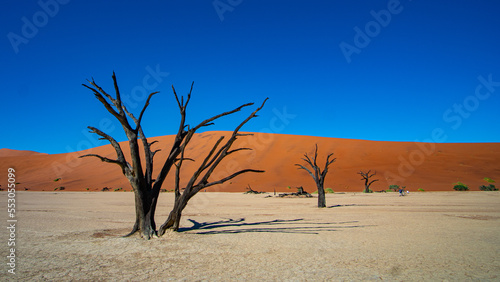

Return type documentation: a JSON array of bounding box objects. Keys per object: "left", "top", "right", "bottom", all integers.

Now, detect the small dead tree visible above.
[
  {"left": 358, "top": 170, "right": 379, "bottom": 193},
  {"left": 295, "top": 145, "right": 335, "bottom": 208},
  {"left": 80, "top": 72, "right": 267, "bottom": 239}
]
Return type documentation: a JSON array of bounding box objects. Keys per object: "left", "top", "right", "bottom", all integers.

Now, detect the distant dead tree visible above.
[
  {"left": 80, "top": 72, "right": 267, "bottom": 239},
  {"left": 295, "top": 145, "right": 335, "bottom": 208},
  {"left": 358, "top": 170, "right": 379, "bottom": 193}
]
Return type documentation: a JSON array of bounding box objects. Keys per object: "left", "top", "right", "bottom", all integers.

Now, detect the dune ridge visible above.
[
  {"left": 1, "top": 131, "right": 499, "bottom": 192},
  {"left": 0, "top": 148, "right": 47, "bottom": 157}
]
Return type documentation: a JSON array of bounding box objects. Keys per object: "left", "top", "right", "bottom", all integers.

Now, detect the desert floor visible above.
[{"left": 2, "top": 191, "right": 500, "bottom": 281}]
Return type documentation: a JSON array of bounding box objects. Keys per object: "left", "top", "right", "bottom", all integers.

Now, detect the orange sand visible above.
[{"left": 1, "top": 132, "right": 499, "bottom": 192}]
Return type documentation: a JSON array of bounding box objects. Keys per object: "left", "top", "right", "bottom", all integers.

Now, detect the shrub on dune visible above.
[{"left": 453, "top": 181, "right": 469, "bottom": 191}]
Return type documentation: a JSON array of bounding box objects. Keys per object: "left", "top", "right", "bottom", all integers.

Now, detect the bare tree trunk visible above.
[
  {"left": 363, "top": 179, "right": 370, "bottom": 193},
  {"left": 317, "top": 182, "right": 326, "bottom": 208},
  {"left": 137, "top": 191, "right": 154, "bottom": 239},
  {"left": 159, "top": 195, "right": 189, "bottom": 233}
]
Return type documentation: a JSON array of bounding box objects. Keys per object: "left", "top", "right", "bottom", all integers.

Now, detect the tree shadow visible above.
[
  {"left": 178, "top": 218, "right": 368, "bottom": 235},
  {"left": 327, "top": 204, "right": 360, "bottom": 208}
]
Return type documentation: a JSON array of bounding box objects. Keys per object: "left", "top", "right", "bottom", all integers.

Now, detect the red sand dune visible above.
[
  {"left": 1, "top": 131, "right": 499, "bottom": 192},
  {"left": 0, "top": 148, "right": 47, "bottom": 157}
]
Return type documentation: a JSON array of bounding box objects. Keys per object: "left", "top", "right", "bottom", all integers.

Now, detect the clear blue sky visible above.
[{"left": 2, "top": 0, "right": 499, "bottom": 154}]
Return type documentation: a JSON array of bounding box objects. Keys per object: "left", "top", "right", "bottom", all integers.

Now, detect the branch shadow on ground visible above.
[
  {"left": 327, "top": 204, "right": 361, "bottom": 208},
  {"left": 178, "top": 218, "right": 368, "bottom": 235}
]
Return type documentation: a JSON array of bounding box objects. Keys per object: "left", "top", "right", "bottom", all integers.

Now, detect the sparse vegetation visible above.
[
  {"left": 418, "top": 188, "right": 425, "bottom": 192},
  {"left": 453, "top": 181, "right": 469, "bottom": 191},
  {"left": 479, "top": 184, "right": 498, "bottom": 191},
  {"left": 54, "top": 187, "right": 65, "bottom": 191},
  {"left": 483, "top": 177, "right": 495, "bottom": 183},
  {"left": 325, "top": 188, "right": 334, "bottom": 194},
  {"left": 389, "top": 185, "right": 399, "bottom": 192}
]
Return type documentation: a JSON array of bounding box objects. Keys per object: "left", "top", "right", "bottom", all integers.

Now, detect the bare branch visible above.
[
  {"left": 172, "top": 85, "right": 182, "bottom": 109},
  {"left": 313, "top": 144, "right": 319, "bottom": 170},
  {"left": 152, "top": 149, "right": 161, "bottom": 158},
  {"left": 184, "top": 98, "right": 268, "bottom": 196},
  {"left": 82, "top": 126, "right": 132, "bottom": 176},
  {"left": 83, "top": 79, "right": 131, "bottom": 129},
  {"left": 79, "top": 154, "right": 124, "bottom": 166},
  {"left": 136, "top": 91, "right": 159, "bottom": 130},
  {"left": 235, "top": 133, "right": 254, "bottom": 137},
  {"left": 87, "top": 79, "right": 115, "bottom": 102},
  {"left": 192, "top": 102, "right": 255, "bottom": 132},
  {"left": 185, "top": 81, "right": 193, "bottom": 107},
  {"left": 301, "top": 155, "right": 314, "bottom": 170},
  {"left": 186, "top": 136, "right": 226, "bottom": 188},
  {"left": 174, "top": 146, "right": 185, "bottom": 200},
  {"left": 173, "top": 82, "right": 193, "bottom": 110},
  {"left": 227, "top": 147, "right": 252, "bottom": 155},
  {"left": 175, "top": 157, "right": 195, "bottom": 162},
  {"left": 321, "top": 153, "right": 336, "bottom": 179},
  {"left": 82, "top": 84, "right": 122, "bottom": 122},
  {"left": 111, "top": 72, "right": 125, "bottom": 116},
  {"left": 295, "top": 164, "right": 315, "bottom": 179},
  {"left": 193, "top": 169, "right": 265, "bottom": 194},
  {"left": 231, "top": 98, "right": 269, "bottom": 134},
  {"left": 87, "top": 127, "right": 126, "bottom": 161}
]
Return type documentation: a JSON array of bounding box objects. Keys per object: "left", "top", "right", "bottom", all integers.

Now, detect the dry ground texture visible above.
[{"left": 1, "top": 191, "right": 500, "bottom": 281}]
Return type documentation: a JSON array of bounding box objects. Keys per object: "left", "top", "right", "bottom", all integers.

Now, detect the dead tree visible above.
[
  {"left": 358, "top": 170, "right": 379, "bottom": 193},
  {"left": 80, "top": 72, "right": 266, "bottom": 239},
  {"left": 244, "top": 185, "right": 264, "bottom": 194},
  {"left": 295, "top": 145, "right": 335, "bottom": 208},
  {"left": 158, "top": 101, "right": 266, "bottom": 234}
]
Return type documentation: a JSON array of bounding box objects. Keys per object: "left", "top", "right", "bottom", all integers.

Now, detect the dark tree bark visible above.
[
  {"left": 358, "top": 170, "right": 379, "bottom": 193},
  {"left": 295, "top": 145, "right": 335, "bottom": 208},
  {"left": 80, "top": 72, "right": 266, "bottom": 239},
  {"left": 158, "top": 99, "right": 267, "bottom": 235}
]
